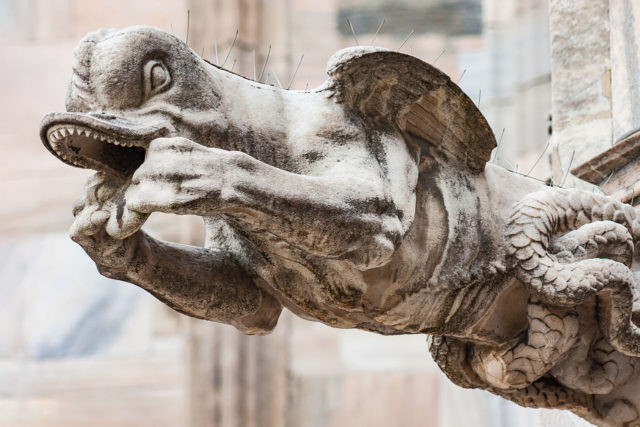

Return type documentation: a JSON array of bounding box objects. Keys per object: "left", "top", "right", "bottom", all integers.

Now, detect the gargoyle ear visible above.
[{"left": 143, "top": 60, "right": 171, "bottom": 98}]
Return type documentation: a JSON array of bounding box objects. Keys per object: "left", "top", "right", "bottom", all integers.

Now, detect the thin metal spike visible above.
[
  {"left": 231, "top": 58, "right": 237, "bottom": 72},
  {"left": 214, "top": 40, "right": 219, "bottom": 65},
  {"left": 500, "top": 156, "right": 515, "bottom": 171},
  {"left": 258, "top": 45, "right": 271, "bottom": 82},
  {"left": 253, "top": 50, "right": 257, "bottom": 81},
  {"left": 370, "top": 19, "right": 385, "bottom": 45},
  {"left": 201, "top": 48, "right": 204, "bottom": 57},
  {"left": 491, "top": 128, "right": 505, "bottom": 163},
  {"left": 271, "top": 67, "right": 283, "bottom": 88},
  {"left": 600, "top": 171, "right": 615, "bottom": 189},
  {"left": 186, "top": 10, "right": 190, "bottom": 45},
  {"left": 457, "top": 69, "right": 467, "bottom": 84},
  {"left": 398, "top": 30, "right": 414, "bottom": 50},
  {"left": 561, "top": 150, "right": 576, "bottom": 186},
  {"left": 264, "top": 72, "right": 271, "bottom": 86},
  {"left": 347, "top": 18, "right": 359, "bottom": 45},
  {"left": 221, "top": 30, "right": 238, "bottom": 68},
  {"left": 526, "top": 140, "right": 550, "bottom": 176},
  {"left": 287, "top": 54, "right": 304, "bottom": 90},
  {"left": 434, "top": 48, "right": 446, "bottom": 64},
  {"left": 305, "top": 82, "right": 309, "bottom": 90}
]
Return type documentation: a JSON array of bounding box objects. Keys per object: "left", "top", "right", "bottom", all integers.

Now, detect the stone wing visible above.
[{"left": 326, "top": 47, "right": 496, "bottom": 172}]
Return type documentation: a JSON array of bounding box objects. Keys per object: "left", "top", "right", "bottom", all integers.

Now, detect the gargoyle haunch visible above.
[{"left": 40, "top": 26, "right": 640, "bottom": 426}]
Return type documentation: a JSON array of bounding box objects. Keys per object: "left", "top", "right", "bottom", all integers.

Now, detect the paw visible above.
[
  {"left": 108, "top": 137, "right": 231, "bottom": 236},
  {"left": 70, "top": 172, "right": 143, "bottom": 275}
]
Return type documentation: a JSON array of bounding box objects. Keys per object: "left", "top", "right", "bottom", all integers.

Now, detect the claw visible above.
[{"left": 105, "top": 204, "right": 148, "bottom": 239}]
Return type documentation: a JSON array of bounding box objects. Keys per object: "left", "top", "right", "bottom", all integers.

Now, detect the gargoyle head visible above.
[{"left": 40, "top": 26, "right": 224, "bottom": 179}]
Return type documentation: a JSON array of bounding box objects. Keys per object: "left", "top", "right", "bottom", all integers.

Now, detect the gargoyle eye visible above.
[
  {"left": 143, "top": 60, "right": 171, "bottom": 97},
  {"left": 151, "top": 64, "right": 166, "bottom": 88}
]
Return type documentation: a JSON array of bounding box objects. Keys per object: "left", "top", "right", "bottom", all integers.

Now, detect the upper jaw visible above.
[{"left": 40, "top": 111, "right": 172, "bottom": 179}]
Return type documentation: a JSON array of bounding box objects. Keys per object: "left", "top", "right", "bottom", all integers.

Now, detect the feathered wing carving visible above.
[{"left": 326, "top": 47, "right": 496, "bottom": 172}]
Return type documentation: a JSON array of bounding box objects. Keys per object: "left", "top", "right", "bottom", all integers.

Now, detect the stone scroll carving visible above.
[{"left": 40, "top": 26, "right": 640, "bottom": 426}]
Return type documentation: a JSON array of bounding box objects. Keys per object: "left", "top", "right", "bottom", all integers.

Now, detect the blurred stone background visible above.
[{"left": 0, "top": 0, "right": 574, "bottom": 426}]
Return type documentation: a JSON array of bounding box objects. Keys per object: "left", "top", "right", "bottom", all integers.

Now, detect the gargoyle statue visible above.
[{"left": 40, "top": 26, "right": 640, "bottom": 426}]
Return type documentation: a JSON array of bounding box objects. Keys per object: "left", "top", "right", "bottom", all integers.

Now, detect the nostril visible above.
[{"left": 90, "top": 113, "right": 119, "bottom": 121}]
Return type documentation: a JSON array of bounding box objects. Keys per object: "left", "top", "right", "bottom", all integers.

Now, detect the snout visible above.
[{"left": 40, "top": 112, "right": 171, "bottom": 178}]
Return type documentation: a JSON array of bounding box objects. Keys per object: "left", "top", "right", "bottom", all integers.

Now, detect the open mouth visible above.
[{"left": 40, "top": 112, "right": 170, "bottom": 179}]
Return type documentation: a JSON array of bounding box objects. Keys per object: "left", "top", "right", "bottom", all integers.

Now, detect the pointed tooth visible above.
[
  {"left": 83, "top": 129, "right": 91, "bottom": 137},
  {"left": 54, "top": 130, "right": 62, "bottom": 140},
  {"left": 60, "top": 128, "right": 69, "bottom": 137},
  {"left": 69, "top": 128, "right": 76, "bottom": 136}
]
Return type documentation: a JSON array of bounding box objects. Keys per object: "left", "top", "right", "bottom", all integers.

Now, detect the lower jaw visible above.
[
  {"left": 45, "top": 123, "right": 148, "bottom": 178},
  {"left": 40, "top": 112, "right": 171, "bottom": 178}
]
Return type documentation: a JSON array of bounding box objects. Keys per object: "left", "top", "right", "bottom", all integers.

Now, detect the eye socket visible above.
[{"left": 143, "top": 60, "right": 171, "bottom": 97}]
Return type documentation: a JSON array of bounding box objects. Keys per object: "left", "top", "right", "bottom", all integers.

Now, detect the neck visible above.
[{"left": 211, "top": 67, "right": 306, "bottom": 162}]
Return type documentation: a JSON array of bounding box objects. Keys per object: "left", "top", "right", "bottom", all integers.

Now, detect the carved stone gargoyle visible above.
[{"left": 40, "top": 26, "right": 640, "bottom": 426}]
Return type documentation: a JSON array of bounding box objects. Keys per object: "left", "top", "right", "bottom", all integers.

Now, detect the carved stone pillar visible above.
[
  {"left": 571, "top": 1, "right": 640, "bottom": 207},
  {"left": 610, "top": 1, "right": 640, "bottom": 144},
  {"left": 549, "top": 0, "right": 612, "bottom": 183}
]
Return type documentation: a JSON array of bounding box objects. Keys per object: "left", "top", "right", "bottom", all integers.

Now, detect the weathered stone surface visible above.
[
  {"left": 549, "top": 0, "right": 613, "bottom": 173},
  {"left": 39, "top": 26, "right": 640, "bottom": 426},
  {"left": 610, "top": 0, "right": 640, "bottom": 143},
  {"left": 572, "top": 131, "right": 640, "bottom": 206}
]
